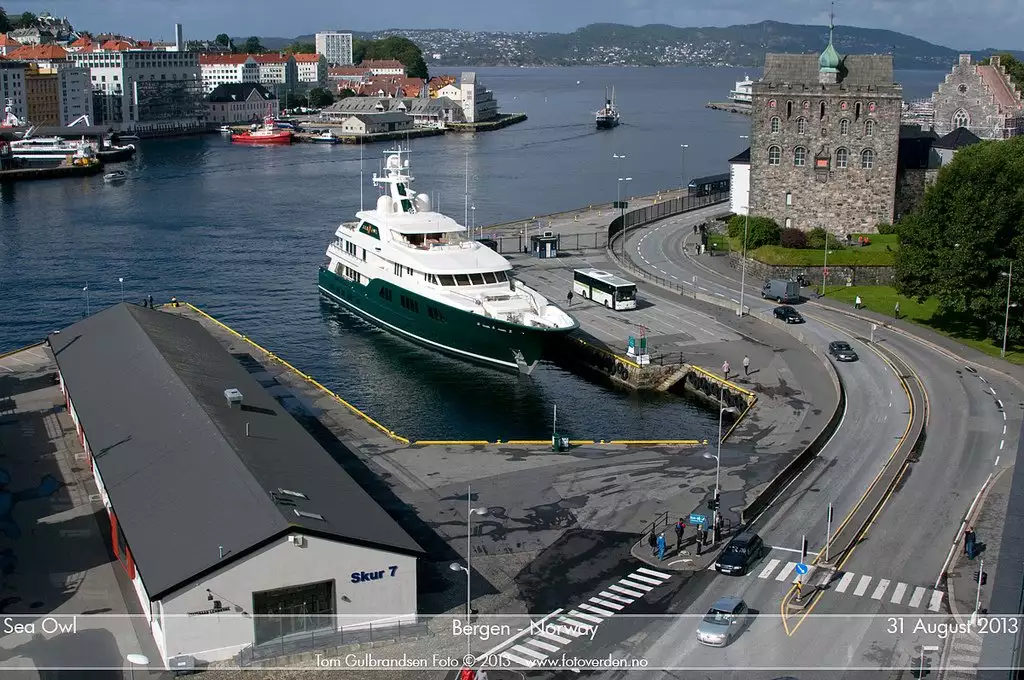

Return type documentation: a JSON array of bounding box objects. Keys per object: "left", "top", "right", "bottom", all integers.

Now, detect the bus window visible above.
[{"left": 617, "top": 286, "right": 637, "bottom": 301}]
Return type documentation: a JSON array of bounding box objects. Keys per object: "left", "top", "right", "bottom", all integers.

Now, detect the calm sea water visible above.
[{"left": 0, "top": 67, "right": 945, "bottom": 440}]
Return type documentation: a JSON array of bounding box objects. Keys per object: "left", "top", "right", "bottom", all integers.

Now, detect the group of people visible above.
[
  {"left": 721, "top": 356, "right": 751, "bottom": 381},
  {"left": 648, "top": 516, "right": 722, "bottom": 560}
]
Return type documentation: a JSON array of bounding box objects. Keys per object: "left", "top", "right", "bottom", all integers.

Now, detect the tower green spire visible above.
[{"left": 819, "top": 7, "right": 841, "bottom": 72}]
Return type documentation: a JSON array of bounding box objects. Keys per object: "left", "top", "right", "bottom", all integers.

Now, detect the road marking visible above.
[
  {"left": 510, "top": 644, "right": 548, "bottom": 661},
  {"left": 556, "top": 617, "right": 592, "bottom": 635},
  {"left": 853, "top": 575, "right": 872, "bottom": 597},
  {"left": 997, "top": 399, "right": 1004, "bottom": 409},
  {"left": 589, "top": 596, "right": 623, "bottom": 610},
  {"left": 1001, "top": 439, "right": 1005, "bottom": 450},
  {"left": 698, "top": 286, "right": 708, "bottom": 291},
  {"left": 995, "top": 456, "right": 1000, "bottom": 466},
  {"left": 535, "top": 628, "right": 571, "bottom": 644},
  {"left": 619, "top": 578, "right": 653, "bottom": 592},
  {"left": 1004, "top": 425, "right": 1007, "bottom": 435},
  {"left": 928, "top": 590, "right": 944, "bottom": 612},
  {"left": 524, "top": 638, "right": 561, "bottom": 653},
  {"left": 871, "top": 579, "right": 890, "bottom": 600},
  {"left": 759, "top": 559, "right": 781, "bottom": 579},
  {"left": 775, "top": 562, "right": 797, "bottom": 581},
  {"left": 908, "top": 587, "right": 926, "bottom": 608},
  {"left": 568, "top": 610, "right": 604, "bottom": 624},
  {"left": 500, "top": 651, "right": 536, "bottom": 667},
  {"left": 1004, "top": 412, "right": 1007, "bottom": 420},
  {"left": 890, "top": 582, "right": 908, "bottom": 604},
  {"left": 670, "top": 275, "right": 678, "bottom": 280},
  {"left": 610, "top": 583, "right": 645, "bottom": 598},
  {"left": 627, "top": 573, "right": 666, "bottom": 585},
  {"left": 715, "top": 292, "right": 725, "bottom": 297},
  {"left": 835, "top": 572, "right": 855, "bottom": 593},
  {"left": 578, "top": 602, "right": 616, "bottom": 617},
  {"left": 637, "top": 567, "right": 672, "bottom": 579},
  {"left": 990, "top": 387, "right": 997, "bottom": 395},
  {"left": 600, "top": 591, "right": 634, "bottom": 605},
  {"left": 770, "top": 546, "right": 821, "bottom": 556}
]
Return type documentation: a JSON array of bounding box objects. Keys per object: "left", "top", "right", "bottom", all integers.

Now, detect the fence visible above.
[
  {"left": 492, "top": 230, "right": 607, "bottom": 255},
  {"left": 607, "top": 191, "right": 729, "bottom": 244},
  {"left": 238, "top": 619, "right": 429, "bottom": 666}
]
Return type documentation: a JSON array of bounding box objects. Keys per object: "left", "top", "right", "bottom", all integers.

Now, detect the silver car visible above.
[{"left": 695, "top": 596, "right": 748, "bottom": 647}]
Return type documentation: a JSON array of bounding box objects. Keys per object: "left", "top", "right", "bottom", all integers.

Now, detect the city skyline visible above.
[{"left": 3, "top": 0, "right": 1023, "bottom": 53}]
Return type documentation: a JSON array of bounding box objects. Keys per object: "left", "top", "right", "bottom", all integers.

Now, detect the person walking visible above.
[
  {"left": 966, "top": 527, "right": 977, "bottom": 560},
  {"left": 656, "top": 533, "right": 667, "bottom": 561},
  {"left": 742, "top": 355, "right": 750, "bottom": 377},
  {"left": 894, "top": 301, "right": 900, "bottom": 319},
  {"left": 648, "top": 531, "right": 658, "bottom": 556},
  {"left": 693, "top": 224, "right": 698, "bottom": 235},
  {"left": 722, "top": 360, "right": 731, "bottom": 381},
  {"left": 674, "top": 518, "right": 685, "bottom": 552},
  {"left": 148, "top": 294, "right": 154, "bottom": 309},
  {"left": 567, "top": 290, "right": 573, "bottom": 307},
  {"left": 855, "top": 295, "right": 862, "bottom": 310},
  {"left": 695, "top": 527, "right": 703, "bottom": 556}
]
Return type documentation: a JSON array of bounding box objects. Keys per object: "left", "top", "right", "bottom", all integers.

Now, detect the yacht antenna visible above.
[
  {"left": 359, "top": 136, "right": 363, "bottom": 211},
  {"left": 464, "top": 152, "right": 469, "bottom": 229}
]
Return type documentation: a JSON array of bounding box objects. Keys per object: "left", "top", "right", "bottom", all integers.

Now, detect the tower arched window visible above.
[
  {"left": 855, "top": 102, "right": 862, "bottom": 119},
  {"left": 952, "top": 109, "right": 970, "bottom": 129},
  {"left": 820, "top": 101, "right": 826, "bottom": 119},
  {"left": 865, "top": 120, "right": 875, "bottom": 137},
  {"left": 786, "top": 101, "right": 793, "bottom": 118},
  {"left": 797, "top": 117, "right": 807, "bottom": 134},
  {"left": 861, "top": 148, "right": 874, "bottom": 169},
  {"left": 835, "top": 147, "right": 849, "bottom": 168},
  {"left": 770, "top": 116, "right": 781, "bottom": 133},
  {"left": 794, "top": 146, "right": 807, "bottom": 167},
  {"left": 768, "top": 145, "right": 781, "bottom": 166},
  {"left": 840, "top": 118, "right": 850, "bottom": 135}
]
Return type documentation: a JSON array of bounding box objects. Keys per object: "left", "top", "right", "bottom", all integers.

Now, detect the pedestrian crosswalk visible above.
[
  {"left": 496, "top": 566, "right": 674, "bottom": 668},
  {"left": 943, "top": 631, "right": 983, "bottom": 679},
  {"left": 752, "top": 559, "right": 945, "bottom": 612}
]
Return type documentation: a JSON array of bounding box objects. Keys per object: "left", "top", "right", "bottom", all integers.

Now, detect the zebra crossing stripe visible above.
[
  {"left": 928, "top": 590, "right": 944, "bottom": 612},
  {"left": 590, "top": 596, "right": 624, "bottom": 610},
  {"left": 628, "top": 573, "right": 666, "bottom": 586},
  {"left": 908, "top": 587, "right": 926, "bottom": 608},
  {"left": 775, "top": 562, "right": 796, "bottom": 581},
  {"left": 890, "top": 582, "right": 907, "bottom": 604},
  {"left": 578, "top": 602, "right": 616, "bottom": 617},
  {"left": 871, "top": 579, "right": 890, "bottom": 600},
  {"left": 610, "top": 583, "right": 645, "bottom": 598},
  {"left": 636, "top": 567, "right": 672, "bottom": 579},
  {"left": 524, "top": 638, "right": 561, "bottom": 653},
  {"left": 619, "top": 578, "right": 653, "bottom": 592},
  {"left": 835, "top": 572, "right": 855, "bottom": 593},
  {"left": 510, "top": 644, "right": 548, "bottom": 661},
  {"left": 557, "top": 616, "right": 593, "bottom": 633},
  {"left": 500, "top": 651, "right": 536, "bottom": 667},
  {"left": 569, "top": 610, "right": 604, "bottom": 624},
  {"left": 853, "top": 575, "right": 872, "bottom": 597},
  {"left": 600, "top": 591, "right": 634, "bottom": 604},
  {"left": 535, "top": 628, "right": 571, "bottom": 644},
  {"left": 759, "top": 558, "right": 781, "bottom": 579}
]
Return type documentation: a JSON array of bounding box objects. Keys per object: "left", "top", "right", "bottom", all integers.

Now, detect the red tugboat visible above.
[{"left": 231, "top": 105, "right": 292, "bottom": 145}]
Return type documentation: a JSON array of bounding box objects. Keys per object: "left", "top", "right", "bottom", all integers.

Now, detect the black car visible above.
[
  {"left": 715, "top": 531, "right": 765, "bottom": 576},
  {"left": 773, "top": 306, "right": 804, "bottom": 324},
  {"left": 828, "top": 340, "right": 859, "bottom": 362}
]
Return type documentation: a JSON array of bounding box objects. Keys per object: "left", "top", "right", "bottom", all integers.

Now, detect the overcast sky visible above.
[{"left": 5, "top": 0, "right": 1022, "bottom": 50}]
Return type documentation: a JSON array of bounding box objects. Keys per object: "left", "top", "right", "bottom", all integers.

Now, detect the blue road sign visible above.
[
  {"left": 795, "top": 563, "right": 809, "bottom": 575},
  {"left": 689, "top": 513, "right": 707, "bottom": 526}
]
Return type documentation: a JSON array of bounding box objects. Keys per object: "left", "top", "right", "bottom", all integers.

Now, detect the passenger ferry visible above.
[
  {"left": 728, "top": 76, "right": 753, "bottom": 104},
  {"left": 595, "top": 87, "right": 621, "bottom": 129},
  {"left": 318, "top": 149, "right": 578, "bottom": 373}
]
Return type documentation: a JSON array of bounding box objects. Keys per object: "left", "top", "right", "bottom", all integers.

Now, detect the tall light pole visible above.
[
  {"left": 618, "top": 177, "right": 633, "bottom": 256},
  {"left": 82, "top": 283, "right": 90, "bottom": 317},
  {"left": 126, "top": 653, "right": 149, "bottom": 680},
  {"left": 821, "top": 242, "right": 831, "bottom": 297},
  {"left": 450, "top": 485, "right": 487, "bottom": 655},
  {"left": 1002, "top": 262, "right": 1015, "bottom": 358},
  {"left": 704, "top": 384, "right": 736, "bottom": 544},
  {"left": 118, "top": 277, "right": 125, "bottom": 303},
  {"left": 679, "top": 144, "right": 688, "bottom": 191},
  {"left": 613, "top": 154, "right": 627, "bottom": 253},
  {"left": 736, "top": 135, "right": 750, "bottom": 317},
  {"left": 471, "top": 205, "right": 476, "bottom": 241}
]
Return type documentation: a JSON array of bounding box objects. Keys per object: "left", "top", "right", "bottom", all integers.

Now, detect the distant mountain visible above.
[{"left": 244, "top": 22, "right": 1024, "bottom": 70}]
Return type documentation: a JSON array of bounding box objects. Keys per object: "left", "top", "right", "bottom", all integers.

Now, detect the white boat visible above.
[
  {"left": 103, "top": 170, "right": 127, "bottom": 183},
  {"left": 309, "top": 130, "right": 340, "bottom": 144},
  {"left": 218, "top": 125, "right": 233, "bottom": 134},
  {"left": 10, "top": 129, "right": 99, "bottom": 164},
  {"left": 728, "top": 76, "right": 753, "bottom": 104},
  {"left": 116, "top": 133, "right": 140, "bottom": 141},
  {"left": 318, "top": 149, "right": 578, "bottom": 374}
]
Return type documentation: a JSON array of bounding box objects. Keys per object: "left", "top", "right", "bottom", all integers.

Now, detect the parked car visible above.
[
  {"left": 773, "top": 306, "right": 804, "bottom": 324},
  {"left": 715, "top": 530, "right": 765, "bottom": 575},
  {"left": 761, "top": 278, "right": 800, "bottom": 303},
  {"left": 696, "top": 596, "right": 749, "bottom": 647},
  {"left": 828, "top": 340, "right": 859, "bottom": 362}
]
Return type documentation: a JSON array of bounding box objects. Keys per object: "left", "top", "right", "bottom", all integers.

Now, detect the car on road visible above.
[
  {"left": 828, "top": 340, "right": 859, "bottom": 362},
  {"left": 773, "top": 305, "right": 804, "bottom": 324},
  {"left": 696, "top": 596, "right": 749, "bottom": 647},
  {"left": 714, "top": 530, "right": 765, "bottom": 575}
]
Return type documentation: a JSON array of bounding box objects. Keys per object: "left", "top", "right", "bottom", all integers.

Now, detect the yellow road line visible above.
[
  {"left": 571, "top": 337, "right": 641, "bottom": 369},
  {"left": 689, "top": 364, "right": 756, "bottom": 398},
  {"left": 0, "top": 340, "right": 45, "bottom": 360}
]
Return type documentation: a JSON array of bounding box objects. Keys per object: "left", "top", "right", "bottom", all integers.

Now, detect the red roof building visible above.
[{"left": 6, "top": 44, "right": 69, "bottom": 62}]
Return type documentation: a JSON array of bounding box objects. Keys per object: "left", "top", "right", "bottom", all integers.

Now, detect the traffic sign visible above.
[
  {"left": 795, "top": 562, "right": 809, "bottom": 575},
  {"left": 688, "top": 513, "right": 707, "bottom": 526}
]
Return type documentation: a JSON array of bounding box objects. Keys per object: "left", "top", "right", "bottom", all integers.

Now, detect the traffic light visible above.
[{"left": 706, "top": 493, "right": 720, "bottom": 511}]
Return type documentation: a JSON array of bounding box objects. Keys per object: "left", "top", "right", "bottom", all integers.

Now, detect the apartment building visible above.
[
  {"left": 198, "top": 54, "right": 259, "bottom": 95},
  {"left": 251, "top": 53, "right": 297, "bottom": 92},
  {"left": 24, "top": 64, "right": 93, "bottom": 125},
  {"left": 315, "top": 32, "right": 353, "bottom": 66},
  {"left": 294, "top": 53, "right": 328, "bottom": 89},
  {"left": 0, "top": 61, "right": 27, "bottom": 122}
]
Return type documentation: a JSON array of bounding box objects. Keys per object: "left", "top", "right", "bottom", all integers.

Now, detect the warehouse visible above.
[{"left": 49, "top": 303, "right": 422, "bottom": 668}]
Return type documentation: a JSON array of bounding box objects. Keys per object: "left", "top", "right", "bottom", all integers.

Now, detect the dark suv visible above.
[{"left": 715, "top": 531, "right": 765, "bottom": 576}]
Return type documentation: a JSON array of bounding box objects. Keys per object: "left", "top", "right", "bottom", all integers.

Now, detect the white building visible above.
[
  {"left": 294, "top": 53, "right": 329, "bottom": 89},
  {"left": 728, "top": 147, "right": 750, "bottom": 216},
  {"left": 338, "top": 112, "right": 415, "bottom": 135},
  {"left": 362, "top": 59, "right": 404, "bottom": 76},
  {"left": 0, "top": 34, "right": 18, "bottom": 57},
  {"left": 57, "top": 65, "right": 93, "bottom": 125},
  {"left": 251, "top": 53, "right": 297, "bottom": 92},
  {"left": 205, "top": 83, "right": 277, "bottom": 123},
  {"left": 71, "top": 49, "right": 205, "bottom": 134},
  {"left": 315, "top": 31, "right": 353, "bottom": 66},
  {"left": 49, "top": 304, "right": 422, "bottom": 669},
  {"left": 0, "top": 61, "right": 27, "bottom": 122},
  {"left": 435, "top": 83, "right": 461, "bottom": 101},
  {"left": 199, "top": 54, "right": 259, "bottom": 95},
  {"left": 459, "top": 72, "right": 498, "bottom": 123}
]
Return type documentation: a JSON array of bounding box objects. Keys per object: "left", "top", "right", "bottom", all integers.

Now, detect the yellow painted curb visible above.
[
  {"left": 413, "top": 440, "right": 490, "bottom": 446},
  {"left": 690, "top": 364, "right": 756, "bottom": 398},
  {"left": 0, "top": 340, "right": 45, "bottom": 360}
]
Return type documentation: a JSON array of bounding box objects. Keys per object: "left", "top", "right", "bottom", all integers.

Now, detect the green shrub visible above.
[
  {"left": 807, "top": 227, "right": 844, "bottom": 251},
  {"left": 876, "top": 222, "right": 898, "bottom": 235},
  {"left": 779, "top": 227, "right": 807, "bottom": 249},
  {"left": 727, "top": 215, "right": 745, "bottom": 238},
  {"left": 745, "top": 216, "right": 781, "bottom": 249}
]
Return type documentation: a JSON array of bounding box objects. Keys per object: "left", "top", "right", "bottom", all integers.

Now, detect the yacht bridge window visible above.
[
  {"left": 404, "top": 232, "right": 449, "bottom": 249},
  {"left": 438, "top": 272, "right": 509, "bottom": 286}
]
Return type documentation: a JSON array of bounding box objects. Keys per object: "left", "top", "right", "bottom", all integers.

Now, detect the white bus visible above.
[{"left": 572, "top": 269, "right": 637, "bottom": 310}]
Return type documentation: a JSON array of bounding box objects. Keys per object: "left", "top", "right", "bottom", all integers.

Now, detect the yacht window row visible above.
[{"left": 438, "top": 271, "right": 509, "bottom": 286}]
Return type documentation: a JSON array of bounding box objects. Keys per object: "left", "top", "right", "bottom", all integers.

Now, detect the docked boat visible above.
[
  {"left": 728, "top": 76, "right": 753, "bottom": 104},
  {"left": 218, "top": 125, "right": 233, "bottom": 134},
  {"left": 116, "top": 134, "right": 140, "bottom": 142},
  {"left": 595, "top": 87, "right": 620, "bottom": 129},
  {"left": 97, "top": 143, "right": 136, "bottom": 163},
  {"left": 318, "top": 149, "right": 578, "bottom": 373},
  {"left": 309, "top": 130, "right": 340, "bottom": 144},
  {"left": 103, "top": 170, "right": 127, "bottom": 183},
  {"left": 231, "top": 108, "right": 292, "bottom": 145},
  {"left": 9, "top": 132, "right": 99, "bottom": 165}
]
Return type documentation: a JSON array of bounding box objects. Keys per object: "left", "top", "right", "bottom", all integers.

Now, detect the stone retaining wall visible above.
[{"left": 725, "top": 252, "right": 896, "bottom": 286}]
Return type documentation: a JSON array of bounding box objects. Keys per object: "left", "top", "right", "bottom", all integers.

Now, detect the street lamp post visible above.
[
  {"left": 618, "top": 177, "right": 633, "bottom": 256},
  {"left": 83, "top": 284, "right": 90, "bottom": 317},
  {"left": 613, "top": 154, "right": 627, "bottom": 254},
  {"left": 821, "top": 243, "right": 831, "bottom": 297},
  {"left": 1002, "top": 262, "right": 1014, "bottom": 358},
  {"left": 737, "top": 135, "right": 750, "bottom": 317},
  {"left": 703, "top": 384, "right": 736, "bottom": 544},
  {"left": 118, "top": 277, "right": 125, "bottom": 302},
  {"left": 471, "top": 205, "right": 476, "bottom": 241},
  {"left": 126, "top": 653, "right": 149, "bottom": 680},
  {"left": 680, "top": 144, "right": 688, "bottom": 191},
  {"left": 450, "top": 485, "right": 487, "bottom": 655}
]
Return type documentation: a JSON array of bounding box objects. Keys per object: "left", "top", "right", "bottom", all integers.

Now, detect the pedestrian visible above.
[
  {"left": 722, "top": 360, "right": 730, "bottom": 381},
  {"left": 148, "top": 294, "right": 154, "bottom": 309},
  {"left": 141, "top": 297, "right": 148, "bottom": 308},
  {"left": 648, "top": 531, "right": 657, "bottom": 556},
  {"left": 714, "top": 514, "right": 723, "bottom": 542},
  {"left": 963, "top": 527, "right": 971, "bottom": 555},
  {"left": 674, "top": 518, "right": 685, "bottom": 552},
  {"left": 855, "top": 295, "right": 862, "bottom": 310},
  {"left": 742, "top": 355, "right": 750, "bottom": 376},
  {"left": 894, "top": 301, "right": 900, "bottom": 319},
  {"left": 693, "top": 224, "right": 698, "bottom": 235},
  {"left": 171, "top": 296, "right": 179, "bottom": 307},
  {"left": 567, "top": 290, "right": 573, "bottom": 307},
  {"left": 656, "top": 533, "right": 666, "bottom": 561},
  {"left": 966, "top": 527, "right": 977, "bottom": 560}
]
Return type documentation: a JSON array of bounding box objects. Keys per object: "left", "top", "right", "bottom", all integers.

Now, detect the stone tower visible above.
[{"left": 748, "top": 19, "right": 903, "bottom": 234}]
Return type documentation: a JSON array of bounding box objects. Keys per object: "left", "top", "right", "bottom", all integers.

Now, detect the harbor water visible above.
[{"left": 0, "top": 67, "right": 945, "bottom": 440}]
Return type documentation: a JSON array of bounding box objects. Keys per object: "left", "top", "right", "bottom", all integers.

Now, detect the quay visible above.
[
  {"left": 0, "top": 159, "right": 102, "bottom": 182},
  {"left": 292, "top": 127, "right": 444, "bottom": 144},
  {"left": 706, "top": 101, "right": 752, "bottom": 115},
  {"left": 446, "top": 112, "right": 528, "bottom": 132}
]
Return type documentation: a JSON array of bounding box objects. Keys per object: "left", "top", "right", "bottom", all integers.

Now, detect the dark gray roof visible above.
[
  {"left": 327, "top": 96, "right": 460, "bottom": 114},
  {"left": 729, "top": 147, "right": 750, "bottom": 164},
  {"left": 934, "top": 126, "right": 982, "bottom": 150},
  {"left": 49, "top": 303, "right": 421, "bottom": 600},
  {"left": 207, "top": 83, "right": 276, "bottom": 103},
  {"left": 899, "top": 124, "right": 938, "bottom": 140},
  {"left": 346, "top": 112, "right": 413, "bottom": 124},
  {"left": 759, "top": 53, "right": 896, "bottom": 88}
]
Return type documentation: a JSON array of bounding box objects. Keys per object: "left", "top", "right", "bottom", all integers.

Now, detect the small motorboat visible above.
[
  {"left": 309, "top": 130, "right": 340, "bottom": 144},
  {"left": 218, "top": 125, "right": 233, "bottom": 134},
  {"left": 116, "top": 134, "right": 140, "bottom": 142},
  {"left": 103, "top": 170, "right": 127, "bottom": 183}
]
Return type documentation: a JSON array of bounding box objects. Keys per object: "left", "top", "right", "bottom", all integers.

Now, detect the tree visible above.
[
  {"left": 895, "top": 136, "right": 1024, "bottom": 343},
  {"left": 308, "top": 87, "right": 334, "bottom": 108},
  {"left": 352, "top": 38, "right": 368, "bottom": 65},
  {"left": 284, "top": 41, "right": 315, "bottom": 54},
  {"left": 0, "top": 8, "right": 10, "bottom": 33},
  {"left": 16, "top": 10, "right": 36, "bottom": 29},
  {"left": 357, "top": 35, "right": 428, "bottom": 79},
  {"left": 780, "top": 227, "right": 808, "bottom": 249},
  {"left": 980, "top": 53, "right": 1024, "bottom": 95},
  {"left": 339, "top": 88, "right": 355, "bottom": 99},
  {"left": 727, "top": 215, "right": 780, "bottom": 248},
  {"left": 243, "top": 36, "right": 264, "bottom": 54},
  {"left": 215, "top": 33, "right": 231, "bottom": 47}
]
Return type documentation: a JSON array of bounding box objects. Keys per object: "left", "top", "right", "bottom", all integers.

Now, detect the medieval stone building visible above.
[
  {"left": 932, "top": 54, "right": 1024, "bottom": 140},
  {"left": 748, "top": 25, "right": 902, "bottom": 234}
]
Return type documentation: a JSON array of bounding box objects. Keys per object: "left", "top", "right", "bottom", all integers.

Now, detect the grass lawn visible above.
[
  {"left": 823, "top": 285, "right": 1024, "bottom": 364},
  {"left": 710, "top": 232, "right": 897, "bottom": 266}
]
